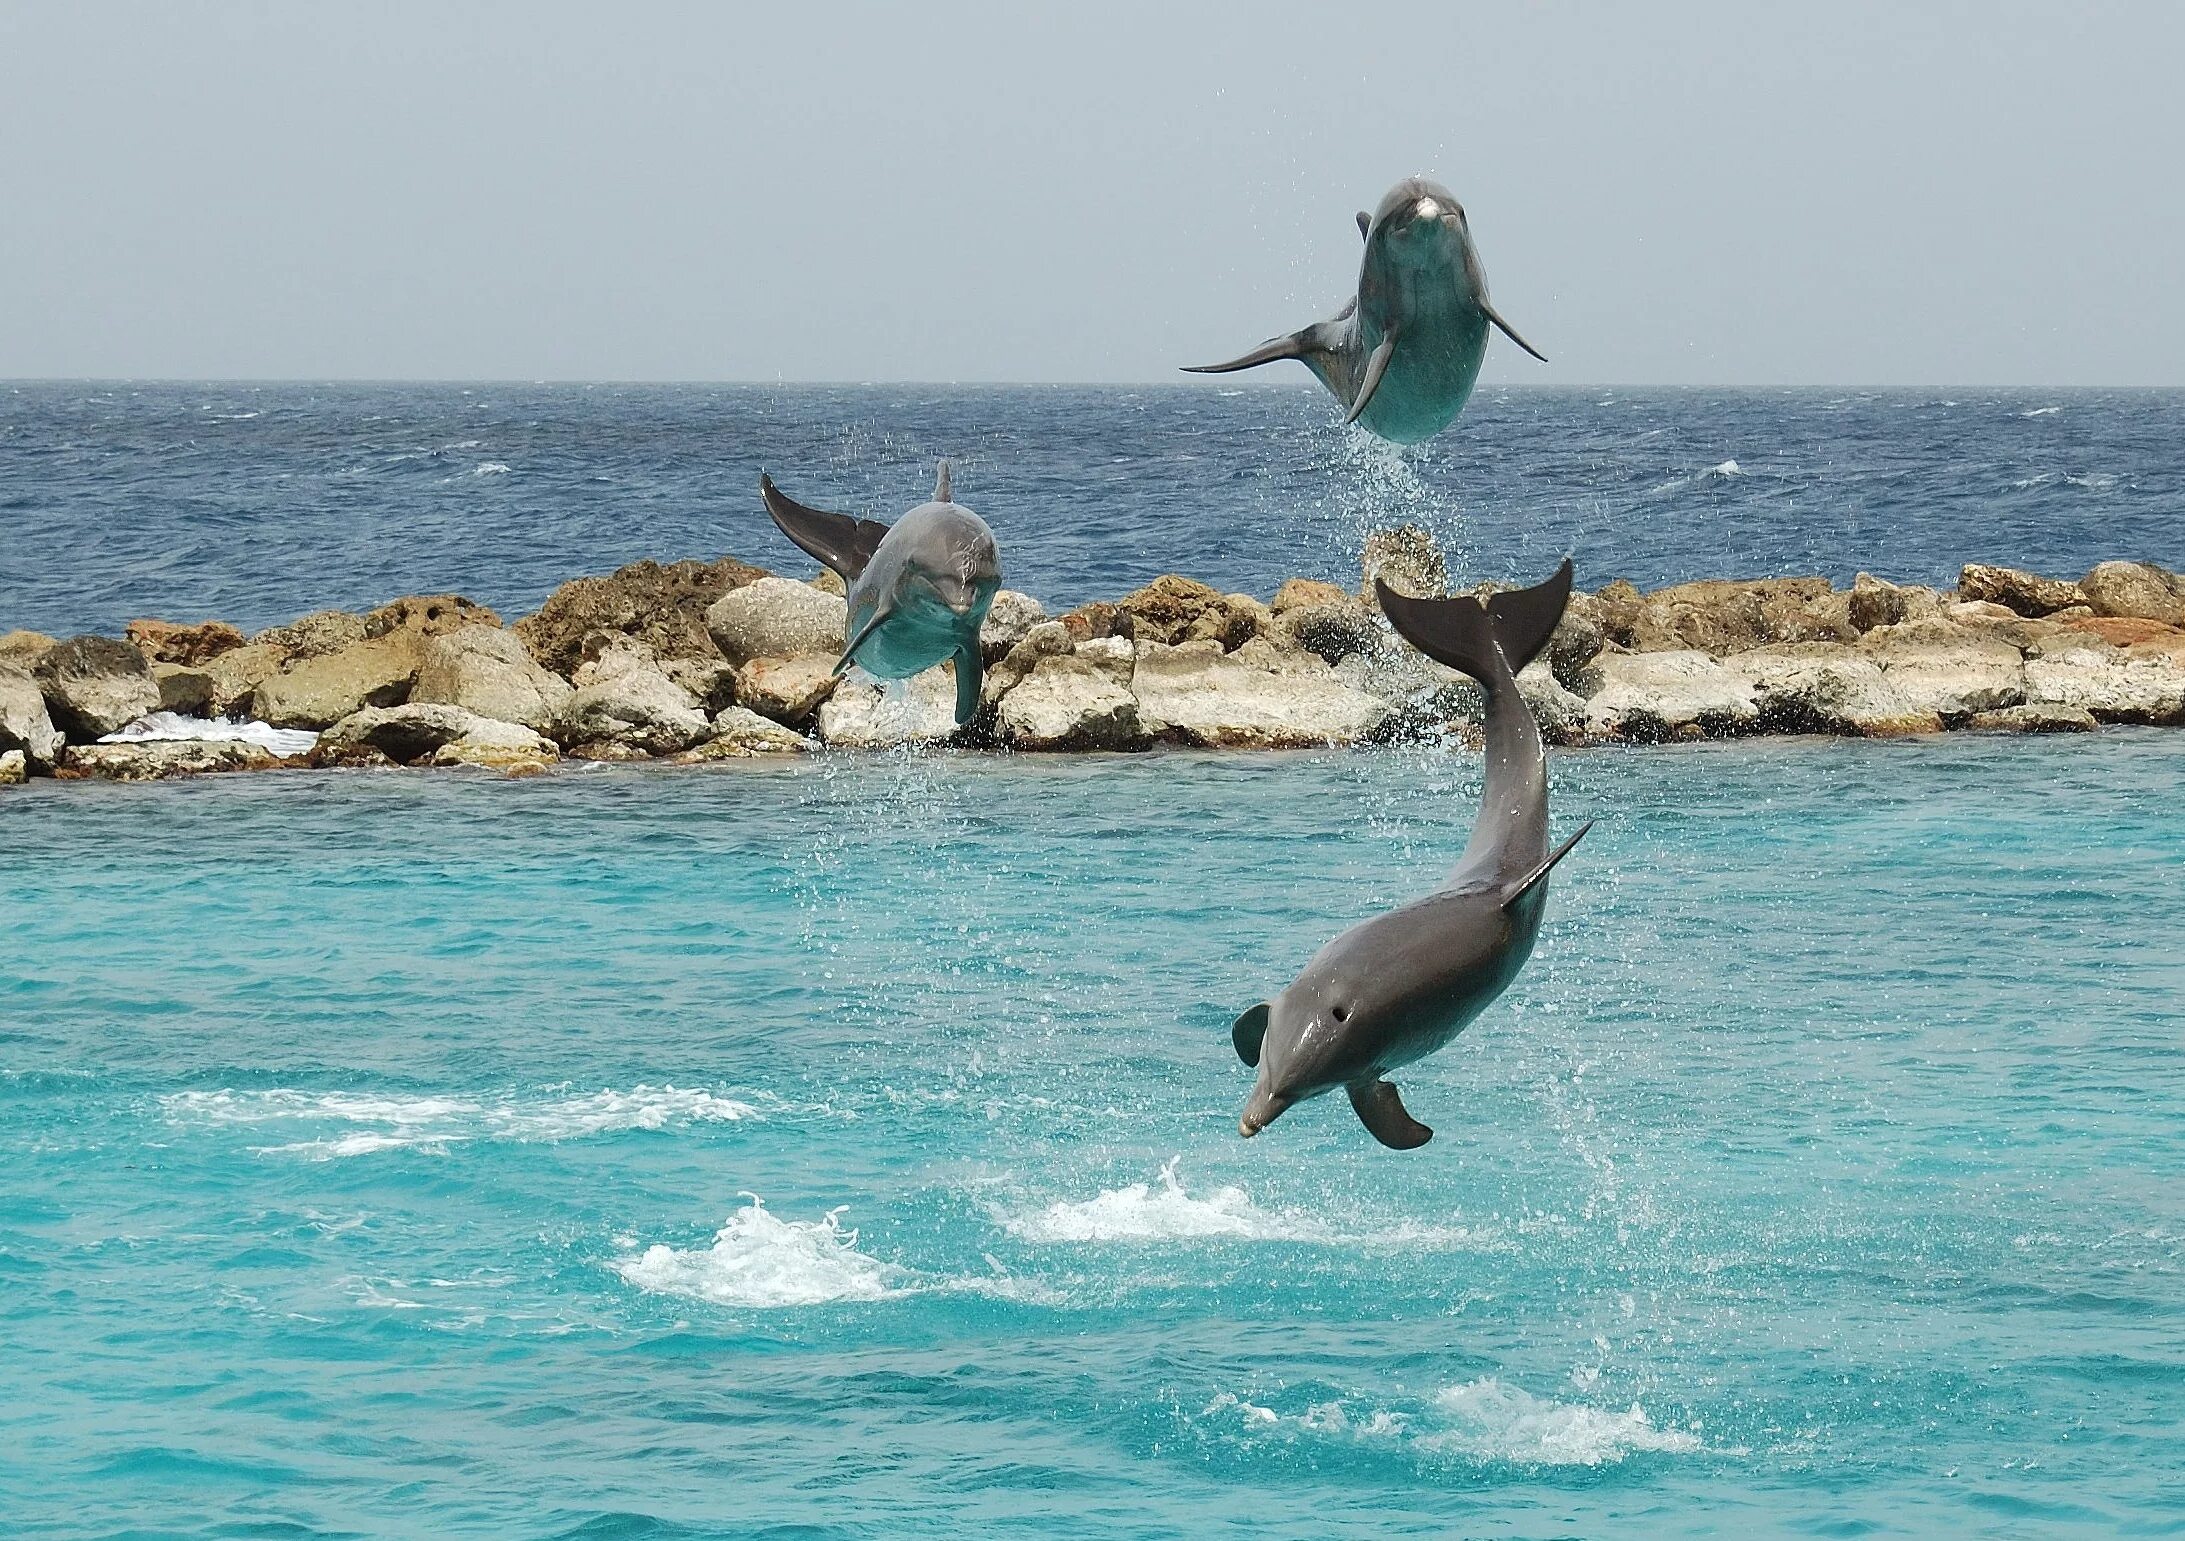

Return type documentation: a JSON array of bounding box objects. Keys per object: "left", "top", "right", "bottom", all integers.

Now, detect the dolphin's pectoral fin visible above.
[
  {"left": 760, "top": 474, "right": 893, "bottom": 582},
  {"left": 1182, "top": 332, "right": 1313, "bottom": 375},
  {"left": 1356, "top": 210, "right": 1370, "bottom": 240},
  {"left": 1230, "top": 1003, "right": 1271, "bottom": 1067},
  {"left": 1503, "top": 820, "right": 1594, "bottom": 908},
  {"left": 951, "top": 643, "right": 982, "bottom": 727},
  {"left": 1344, "top": 334, "right": 1399, "bottom": 424},
  {"left": 1348, "top": 1079, "right": 1433, "bottom": 1150},
  {"left": 836, "top": 607, "right": 892, "bottom": 676},
  {"left": 1482, "top": 301, "right": 1547, "bottom": 363}
]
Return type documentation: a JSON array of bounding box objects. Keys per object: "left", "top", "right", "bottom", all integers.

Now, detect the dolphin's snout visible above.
[
  {"left": 1414, "top": 197, "right": 1442, "bottom": 221},
  {"left": 1239, "top": 1086, "right": 1287, "bottom": 1139}
]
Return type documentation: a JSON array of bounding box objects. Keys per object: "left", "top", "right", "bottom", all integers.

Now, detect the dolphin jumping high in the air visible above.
[
  {"left": 1185, "top": 177, "right": 1545, "bottom": 445},
  {"left": 1231, "top": 560, "right": 1590, "bottom": 1149},
  {"left": 759, "top": 461, "right": 1001, "bottom": 726}
]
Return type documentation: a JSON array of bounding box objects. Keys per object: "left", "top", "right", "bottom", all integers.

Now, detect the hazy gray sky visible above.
[{"left": 1, "top": 2, "right": 2177, "bottom": 384}]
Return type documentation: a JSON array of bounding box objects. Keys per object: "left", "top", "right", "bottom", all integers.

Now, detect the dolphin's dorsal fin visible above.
[
  {"left": 1231, "top": 1003, "right": 1270, "bottom": 1067},
  {"left": 1502, "top": 820, "right": 1594, "bottom": 908},
  {"left": 1348, "top": 1078, "right": 1433, "bottom": 1149},
  {"left": 1356, "top": 210, "right": 1370, "bottom": 240},
  {"left": 760, "top": 474, "right": 892, "bottom": 582},
  {"left": 933, "top": 459, "right": 952, "bottom": 504}
]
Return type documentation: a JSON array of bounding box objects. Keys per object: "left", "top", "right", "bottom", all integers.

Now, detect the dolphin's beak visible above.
[{"left": 1239, "top": 1087, "right": 1287, "bottom": 1139}]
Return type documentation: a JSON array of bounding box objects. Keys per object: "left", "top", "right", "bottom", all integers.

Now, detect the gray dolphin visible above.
[
  {"left": 1184, "top": 176, "right": 1545, "bottom": 446},
  {"left": 1230, "top": 560, "right": 1590, "bottom": 1149},
  {"left": 758, "top": 461, "right": 1001, "bottom": 726}
]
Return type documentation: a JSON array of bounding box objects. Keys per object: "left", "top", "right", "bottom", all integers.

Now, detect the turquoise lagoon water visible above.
[{"left": 4, "top": 734, "right": 2183, "bottom": 1537}]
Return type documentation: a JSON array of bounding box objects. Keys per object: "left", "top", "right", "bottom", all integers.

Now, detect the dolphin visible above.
[
  {"left": 1230, "top": 560, "right": 1590, "bottom": 1149},
  {"left": 1184, "top": 176, "right": 1545, "bottom": 446},
  {"left": 758, "top": 461, "right": 1001, "bottom": 726}
]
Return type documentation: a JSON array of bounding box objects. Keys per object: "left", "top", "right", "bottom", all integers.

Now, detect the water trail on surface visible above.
[{"left": 160, "top": 1085, "right": 760, "bottom": 1157}]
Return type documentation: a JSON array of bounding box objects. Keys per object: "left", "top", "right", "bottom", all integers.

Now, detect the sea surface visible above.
[
  {"left": 5, "top": 386, "right": 2184, "bottom": 1537},
  {"left": 2, "top": 383, "right": 2180, "bottom": 637},
  {"left": 5, "top": 734, "right": 2184, "bottom": 1537}
]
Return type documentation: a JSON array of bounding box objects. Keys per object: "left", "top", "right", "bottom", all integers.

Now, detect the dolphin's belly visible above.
[
  {"left": 1354, "top": 312, "right": 1491, "bottom": 446},
  {"left": 850, "top": 595, "right": 967, "bottom": 681}
]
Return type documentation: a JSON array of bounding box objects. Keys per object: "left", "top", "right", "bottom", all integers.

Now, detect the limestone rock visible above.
[
  {"left": 0, "top": 630, "right": 57, "bottom": 669},
  {"left": 1271, "top": 578, "right": 1352, "bottom": 615},
  {"left": 124, "top": 618, "right": 246, "bottom": 665},
  {"left": 0, "top": 665, "right": 65, "bottom": 768},
  {"left": 516, "top": 555, "right": 767, "bottom": 675},
  {"left": 1547, "top": 602, "right": 1607, "bottom": 688},
  {"left": 1730, "top": 645, "right": 1943, "bottom": 736},
  {"left": 1115, "top": 576, "right": 1269, "bottom": 650},
  {"left": 410, "top": 624, "right": 572, "bottom": 729},
  {"left": 734, "top": 654, "right": 841, "bottom": 726},
  {"left": 1846, "top": 574, "right": 1944, "bottom": 633},
  {"left": 1132, "top": 639, "right": 1388, "bottom": 748},
  {"left": 2056, "top": 615, "right": 2185, "bottom": 649},
  {"left": 1073, "top": 635, "right": 1137, "bottom": 687},
  {"left": 251, "top": 632, "right": 427, "bottom": 729},
  {"left": 806, "top": 569, "right": 847, "bottom": 597},
  {"left": 62, "top": 739, "right": 279, "bottom": 781},
  {"left": 1360, "top": 526, "right": 1447, "bottom": 602},
  {"left": 1591, "top": 580, "right": 1645, "bottom": 645},
  {"left": 1583, "top": 650, "right": 1760, "bottom": 741},
  {"left": 1278, "top": 597, "right": 1382, "bottom": 666},
  {"left": 998, "top": 655, "right": 1147, "bottom": 750},
  {"left": 200, "top": 643, "right": 289, "bottom": 718},
  {"left": 0, "top": 749, "right": 24, "bottom": 786},
  {"left": 659, "top": 655, "right": 740, "bottom": 715},
  {"left": 252, "top": 610, "right": 368, "bottom": 660},
  {"left": 1857, "top": 619, "right": 2026, "bottom": 719},
  {"left": 672, "top": 707, "right": 818, "bottom": 760},
  {"left": 33, "top": 635, "right": 161, "bottom": 739},
  {"left": 704, "top": 576, "right": 848, "bottom": 666},
  {"left": 2022, "top": 632, "right": 2185, "bottom": 725},
  {"left": 151, "top": 662, "right": 214, "bottom": 716},
  {"left": 317, "top": 703, "right": 498, "bottom": 765},
  {"left": 1966, "top": 703, "right": 2099, "bottom": 733},
  {"left": 818, "top": 669, "right": 961, "bottom": 747},
  {"left": 1957, "top": 564, "right": 2084, "bottom": 618},
  {"left": 2080, "top": 560, "right": 2185, "bottom": 625},
  {"left": 365, "top": 593, "right": 502, "bottom": 639},
  {"left": 551, "top": 656, "right": 711, "bottom": 755},
  {"left": 1627, "top": 577, "right": 1851, "bottom": 653},
  {"left": 979, "top": 590, "right": 1047, "bottom": 660},
  {"left": 430, "top": 718, "right": 561, "bottom": 773},
  {"left": 984, "top": 621, "right": 1074, "bottom": 703},
  {"left": 1515, "top": 659, "right": 1591, "bottom": 745}
]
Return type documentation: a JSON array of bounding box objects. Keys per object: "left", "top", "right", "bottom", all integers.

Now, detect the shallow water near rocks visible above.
[{"left": 5, "top": 733, "right": 2182, "bottom": 1536}]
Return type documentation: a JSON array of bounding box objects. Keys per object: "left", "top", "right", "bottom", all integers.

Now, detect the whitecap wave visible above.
[
  {"left": 161, "top": 1085, "right": 759, "bottom": 1157},
  {"left": 101, "top": 712, "right": 318, "bottom": 755},
  {"left": 1004, "top": 1158, "right": 1316, "bottom": 1242},
  {"left": 470, "top": 461, "right": 511, "bottom": 477},
  {"left": 1707, "top": 458, "right": 1743, "bottom": 478},
  {"left": 613, "top": 1197, "right": 905, "bottom": 1307},
  {"left": 1203, "top": 1378, "right": 1703, "bottom": 1467},
  {"left": 2021, "top": 406, "right": 2061, "bottom": 417}
]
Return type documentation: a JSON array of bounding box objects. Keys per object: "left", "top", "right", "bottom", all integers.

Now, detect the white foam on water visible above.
[
  {"left": 100, "top": 712, "right": 319, "bottom": 755},
  {"left": 471, "top": 461, "right": 511, "bottom": 476},
  {"left": 1203, "top": 1379, "right": 1703, "bottom": 1467},
  {"left": 1707, "top": 459, "right": 1743, "bottom": 478},
  {"left": 2021, "top": 405, "right": 2062, "bottom": 417},
  {"left": 612, "top": 1197, "right": 906, "bottom": 1308},
  {"left": 160, "top": 1085, "right": 759, "bottom": 1158},
  {"left": 1424, "top": 1378, "right": 1703, "bottom": 1466},
  {"left": 1004, "top": 1157, "right": 1315, "bottom": 1243}
]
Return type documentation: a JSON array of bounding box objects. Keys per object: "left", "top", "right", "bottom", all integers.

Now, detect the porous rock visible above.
[
  {"left": 552, "top": 655, "right": 712, "bottom": 756},
  {"left": 1957, "top": 564, "right": 2084, "bottom": 618},
  {"left": 671, "top": 707, "right": 817, "bottom": 761},
  {"left": 1359, "top": 526, "right": 1447, "bottom": 602},
  {"left": 704, "top": 576, "right": 847, "bottom": 666},
  {"left": 1627, "top": 578, "right": 1851, "bottom": 653},
  {"left": 33, "top": 635, "right": 161, "bottom": 739},
  {"left": 734, "top": 654, "right": 840, "bottom": 727},
  {"left": 317, "top": 703, "right": 502, "bottom": 766},
  {"left": 410, "top": 624, "right": 572, "bottom": 730},
  {"left": 1730, "top": 645, "right": 1943, "bottom": 737},
  {"left": 1857, "top": 618, "right": 2026, "bottom": 719},
  {"left": 2022, "top": 631, "right": 2185, "bottom": 725},
  {"left": 979, "top": 590, "right": 1047, "bottom": 661},
  {"left": 200, "top": 643, "right": 290, "bottom": 718},
  {"left": 1966, "top": 703, "right": 2099, "bottom": 734},
  {"left": 818, "top": 669, "right": 961, "bottom": 747},
  {"left": 0, "top": 630, "right": 57, "bottom": 669},
  {"left": 1115, "top": 576, "right": 1270, "bottom": 650},
  {"left": 124, "top": 618, "right": 246, "bottom": 665},
  {"left": 152, "top": 663, "right": 214, "bottom": 716},
  {"left": 517, "top": 556, "right": 767, "bottom": 676},
  {"left": 0, "top": 748, "right": 24, "bottom": 785},
  {"left": 365, "top": 593, "right": 503, "bottom": 639},
  {"left": 252, "top": 610, "right": 368, "bottom": 660},
  {"left": 63, "top": 739, "right": 280, "bottom": 781}
]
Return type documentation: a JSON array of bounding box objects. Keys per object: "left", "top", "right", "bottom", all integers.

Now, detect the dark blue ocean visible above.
[
  {"left": 4, "top": 385, "right": 2184, "bottom": 1538},
  {"left": 2, "top": 383, "right": 2180, "bottom": 635}
]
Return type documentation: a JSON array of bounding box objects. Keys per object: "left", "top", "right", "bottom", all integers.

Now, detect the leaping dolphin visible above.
[
  {"left": 1185, "top": 177, "right": 1545, "bottom": 446},
  {"left": 1231, "top": 559, "right": 1590, "bottom": 1149},
  {"left": 758, "top": 461, "right": 1001, "bottom": 726}
]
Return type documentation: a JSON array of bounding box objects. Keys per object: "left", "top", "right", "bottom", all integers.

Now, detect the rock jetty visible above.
[{"left": 4, "top": 539, "right": 2183, "bottom": 786}]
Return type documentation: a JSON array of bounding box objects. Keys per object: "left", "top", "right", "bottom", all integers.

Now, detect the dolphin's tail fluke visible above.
[{"left": 1375, "top": 558, "right": 1573, "bottom": 683}]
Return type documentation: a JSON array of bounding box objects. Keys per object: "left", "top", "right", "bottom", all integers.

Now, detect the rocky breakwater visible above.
[{"left": 5, "top": 542, "right": 2183, "bottom": 789}]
